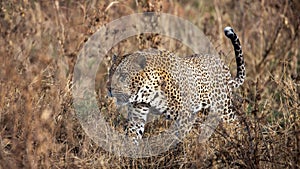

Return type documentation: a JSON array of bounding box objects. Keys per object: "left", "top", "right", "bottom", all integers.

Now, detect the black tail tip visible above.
[{"left": 224, "top": 26, "right": 235, "bottom": 38}]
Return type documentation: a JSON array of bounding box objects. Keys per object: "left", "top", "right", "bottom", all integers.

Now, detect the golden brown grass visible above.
[{"left": 0, "top": 0, "right": 299, "bottom": 168}]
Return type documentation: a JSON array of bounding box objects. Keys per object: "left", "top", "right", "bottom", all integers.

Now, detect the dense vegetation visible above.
[{"left": 1, "top": 0, "right": 299, "bottom": 168}]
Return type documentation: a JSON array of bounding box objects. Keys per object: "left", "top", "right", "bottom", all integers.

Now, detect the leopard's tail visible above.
[{"left": 224, "top": 27, "right": 245, "bottom": 88}]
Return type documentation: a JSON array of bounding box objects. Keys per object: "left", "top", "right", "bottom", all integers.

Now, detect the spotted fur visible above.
[{"left": 108, "top": 27, "right": 245, "bottom": 144}]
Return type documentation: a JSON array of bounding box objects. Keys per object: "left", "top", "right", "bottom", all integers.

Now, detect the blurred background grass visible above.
[{"left": 0, "top": 0, "right": 299, "bottom": 168}]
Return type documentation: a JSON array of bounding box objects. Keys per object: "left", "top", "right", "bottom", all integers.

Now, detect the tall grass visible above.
[{"left": 0, "top": 0, "right": 299, "bottom": 168}]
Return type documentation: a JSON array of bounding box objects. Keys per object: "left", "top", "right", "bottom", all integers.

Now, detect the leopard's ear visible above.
[{"left": 131, "top": 53, "right": 147, "bottom": 69}]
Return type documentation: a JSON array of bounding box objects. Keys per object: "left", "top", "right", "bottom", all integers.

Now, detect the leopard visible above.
[{"left": 107, "top": 27, "right": 245, "bottom": 144}]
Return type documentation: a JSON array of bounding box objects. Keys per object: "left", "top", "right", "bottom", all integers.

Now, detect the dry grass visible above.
[{"left": 0, "top": 0, "right": 299, "bottom": 168}]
